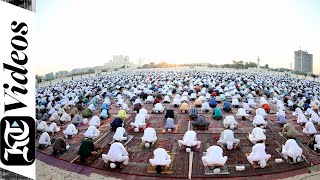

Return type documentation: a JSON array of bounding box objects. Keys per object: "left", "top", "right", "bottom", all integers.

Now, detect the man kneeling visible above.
[
  {"left": 192, "top": 115, "right": 210, "bottom": 129},
  {"left": 149, "top": 148, "right": 172, "bottom": 173},
  {"left": 202, "top": 146, "right": 228, "bottom": 174},
  {"left": 78, "top": 138, "right": 99, "bottom": 163},
  {"left": 178, "top": 130, "right": 201, "bottom": 152},
  {"left": 282, "top": 139, "right": 303, "bottom": 163},
  {"left": 247, "top": 143, "right": 271, "bottom": 168},
  {"left": 217, "top": 129, "right": 240, "bottom": 150},
  {"left": 142, "top": 128, "right": 157, "bottom": 148},
  {"left": 102, "top": 142, "right": 129, "bottom": 168}
]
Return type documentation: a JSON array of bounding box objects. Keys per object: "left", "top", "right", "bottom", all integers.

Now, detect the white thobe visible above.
[
  {"left": 149, "top": 148, "right": 171, "bottom": 166},
  {"left": 37, "top": 121, "right": 48, "bottom": 131},
  {"left": 39, "top": 132, "right": 51, "bottom": 145},
  {"left": 84, "top": 125, "right": 100, "bottom": 139},
  {"left": 297, "top": 113, "right": 308, "bottom": 124},
  {"left": 252, "top": 115, "right": 267, "bottom": 127},
  {"left": 102, "top": 142, "right": 129, "bottom": 164},
  {"left": 223, "top": 116, "right": 238, "bottom": 129},
  {"left": 89, "top": 116, "right": 101, "bottom": 127},
  {"left": 142, "top": 128, "right": 157, "bottom": 143},
  {"left": 249, "top": 127, "right": 266, "bottom": 143},
  {"left": 303, "top": 122, "right": 317, "bottom": 135},
  {"left": 88, "top": 104, "right": 95, "bottom": 111},
  {"left": 130, "top": 114, "right": 146, "bottom": 128},
  {"left": 247, "top": 143, "right": 271, "bottom": 165},
  {"left": 60, "top": 113, "right": 71, "bottom": 122},
  {"left": 202, "top": 146, "right": 227, "bottom": 166},
  {"left": 201, "top": 102, "right": 211, "bottom": 111},
  {"left": 163, "top": 95, "right": 171, "bottom": 102},
  {"left": 236, "top": 108, "right": 249, "bottom": 117},
  {"left": 309, "top": 113, "right": 320, "bottom": 124},
  {"left": 63, "top": 124, "right": 78, "bottom": 136},
  {"left": 180, "top": 131, "right": 198, "bottom": 147},
  {"left": 113, "top": 127, "right": 127, "bottom": 141},
  {"left": 45, "top": 122, "right": 60, "bottom": 133},
  {"left": 153, "top": 103, "right": 165, "bottom": 112},
  {"left": 282, "top": 139, "right": 302, "bottom": 161},
  {"left": 172, "top": 98, "right": 181, "bottom": 105}
]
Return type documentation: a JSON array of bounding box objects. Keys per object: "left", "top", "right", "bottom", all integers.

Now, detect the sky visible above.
[{"left": 36, "top": 0, "right": 320, "bottom": 75}]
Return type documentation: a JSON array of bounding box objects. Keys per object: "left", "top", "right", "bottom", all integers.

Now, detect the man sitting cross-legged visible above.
[
  {"left": 149, "top": 148, "right": 172, "bottom": 173},
  {"left": 102, "top": 142, "right": 129, "bottom": 168},
  {"left": 178, "top": 130, "right": 201, "bottom": 152},
  {"left": 202, "top": 146, "right": 228, "bottom": 174},
  {"left": 217, "top": 129, "right": 240, "bottom": 150}
]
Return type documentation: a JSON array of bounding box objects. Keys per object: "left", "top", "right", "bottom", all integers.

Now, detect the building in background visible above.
[
  {"left": 104, "top": 54, "right": 135, "bottom": 69},
  {"left": 294, "top": 50, "right": 313, "bottom": 73},
  {"left": 44, "top": 72, "right": 54, "bottom": 81},
  {"left": 257, "top": 56, "right": 260, "bottom": 69},
  {"left": 55, "top": 70, "right": 68, "bottom": 78}
]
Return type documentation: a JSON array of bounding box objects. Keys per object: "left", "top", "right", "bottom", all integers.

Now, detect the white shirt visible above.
[
  {"left": 84, "top": 125, "right": 100, "bottom": 137},
  {"left": 142, "top": 128, "right": 157, "bottom": 142},
  {"left": 89, "top": 116, "right": 101, "bottom": 127},
  {"left": 64, "top": 124, "right": 77, "bottom": 135},
  {"left": 204, "top": 146, "right": 227, "bottom": 165},
  {"left": 103, "top": 142, "right": 128, "bottom": 162},
  {"left": 39, "top": 132, "right": 51, "bottom": 145},
  {"left": 113, "top": 127, "right": 127, "bottom": 141}
]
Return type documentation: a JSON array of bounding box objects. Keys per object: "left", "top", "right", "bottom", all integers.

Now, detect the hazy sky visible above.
[{"left": 36, "top": 0, "right": 320, "bottom": 75}]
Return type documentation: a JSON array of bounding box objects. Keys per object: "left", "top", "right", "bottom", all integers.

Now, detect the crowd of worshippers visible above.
[{"left": 35, "top": 70, "right": 320, "bottom": 174}]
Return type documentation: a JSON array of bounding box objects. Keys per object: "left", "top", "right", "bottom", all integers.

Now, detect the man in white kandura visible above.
[
  {"left": 130, "top": 114, "right": 146, "bottom": 132},
  {"left": 89, "top": 115, "right": 101, "bottom": 127},
  {"left": 178, "top": 130, "right": 201, "bottom": 152},
  {"left": 142, "top": 127, "right": 157, "bottom": 148},
  {"left": 247, "top": 143, "right": 271, "bottom": 168},
  {"left": 39, "top": 131, "right": 51, "bottom": 147},
  {"left": 63, "top": 123, "right": 78, "bottom": 138},
  {"left": 113, "top": 127, "right": 128, "bottom": 142},
  {"left": 202, "top": 145, "right": 228, "bottom": 174},
  {"left": 149, "top": 148, "right": 171, "bottom": 167},
  {"left": 102, "top": 142, "right": 129, "bottom": 168},
  {"left": 217, "top": 129, "right": 240, "bottom": 150},
  {"left": 223, "top": 115, "right": 238, "bottom": 129},
  {"left": 281, "top": 139, "right": 303, "bottom": 163},
  {"left": 248, "top": 127, "right": 266, "bottom": 144},
  {"left": 252, "top": 114, "right": 267, "bottom": 128},
  {"left": 303, "top": 121, "right": 317, "bottom": 135},
  {"left": 236, "top": 108, "right": 249, "bottom": 120},
  {"left": 84, "top": 125, "right": 100, "bottom": 140}
]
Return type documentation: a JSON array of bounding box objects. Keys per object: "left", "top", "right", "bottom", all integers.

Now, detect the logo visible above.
[{"left": 1, "top": 116, "right": 35, "bottom": 165}]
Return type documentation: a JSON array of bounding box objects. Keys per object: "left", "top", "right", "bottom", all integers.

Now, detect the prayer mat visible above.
[
  {"left": 129, "top": 123, "right": 151, "bottom": 133},
  {"left": 303, "top": 143, "right": 320, "bottom": 156},
  {"left": 161, "top": 124, "right": 179, "bottom": 134},
  {"left": 108, "top": 135, "right": 134, "bottom": 146},
  {"left": 202, "top": 152, "right": 230, "bottom": 175},
  {"left": 275, "top": 148, "right": 306, "bottom": 164},
  {"left": 147, "top": 153, "right": 175, "bottom": 174},
  {"left": 244, "top": 153, "right": 271, "bottom": 169},
  {"left": 37, "top": 144, "right": 50, "bottom": 150},
  {"left": 74, "top": 149, "right": 104, "bottom": 165},
  {"left": 193, "top": 125, "right": 209, "bottom": 130},
  {"left": 140, "top": 139, "right": 158, "bottom": 149}
]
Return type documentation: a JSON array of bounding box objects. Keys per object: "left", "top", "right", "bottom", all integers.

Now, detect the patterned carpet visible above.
[{"left": 36, "top": 95, "right": 320, "bottom": 179}]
